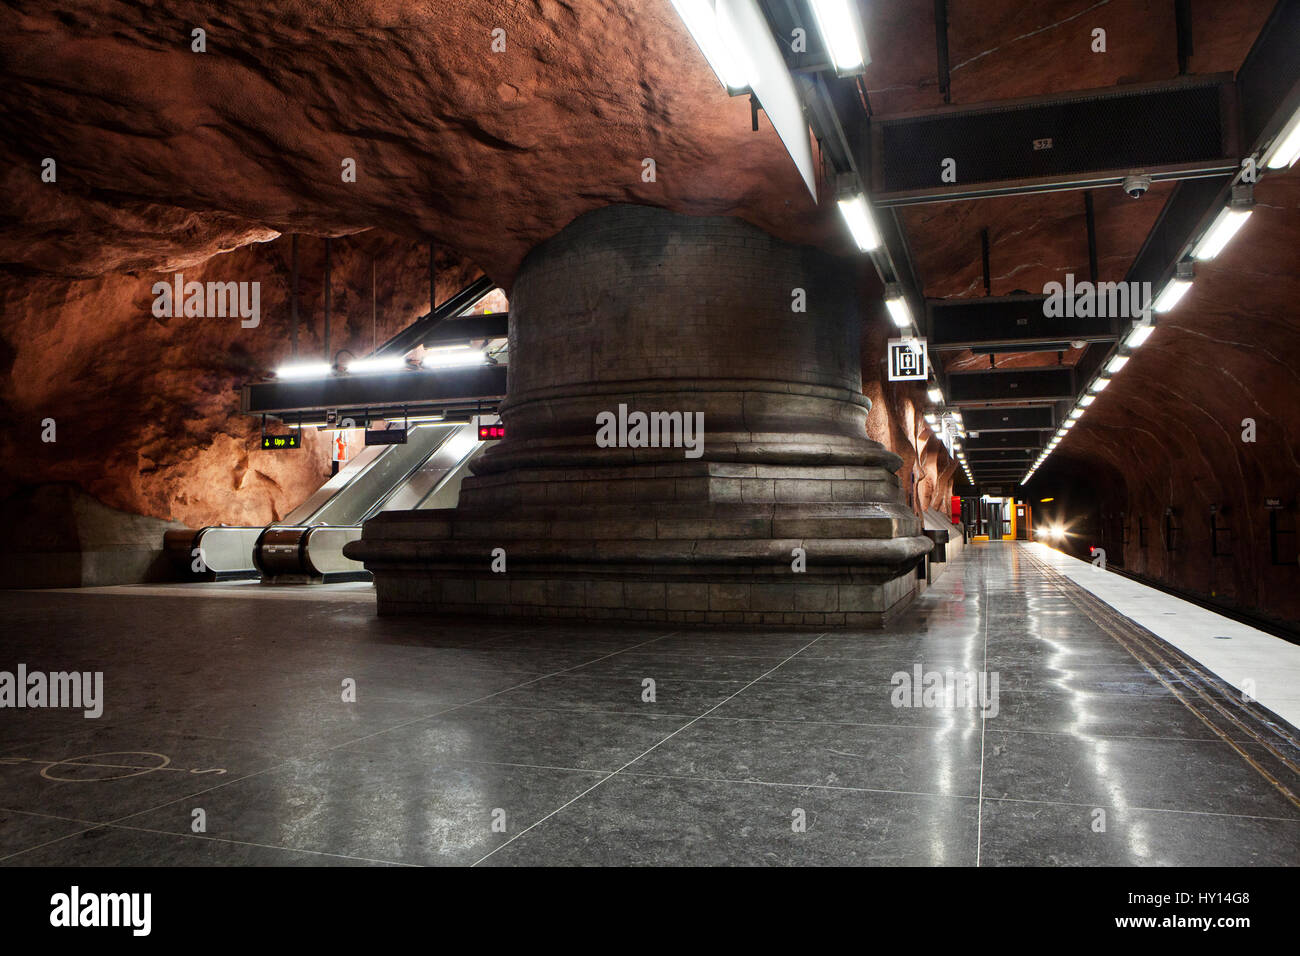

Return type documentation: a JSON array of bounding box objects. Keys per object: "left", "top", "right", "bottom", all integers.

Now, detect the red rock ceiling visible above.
[
  {"left": 0, "top": 0, "right": 1280, "bottom": 289},
  {"left": 0, "top": 0, "right": 838, "bottom": 285}
]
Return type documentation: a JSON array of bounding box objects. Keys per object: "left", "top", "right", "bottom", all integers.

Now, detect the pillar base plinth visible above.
[{"left": 345, "top": 205, "right": 933, "bottom": 629}]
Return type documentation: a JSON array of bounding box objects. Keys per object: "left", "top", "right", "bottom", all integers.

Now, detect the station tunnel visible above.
[{"left": 0, "top": 0, "right": 1297, "bottom": 880}]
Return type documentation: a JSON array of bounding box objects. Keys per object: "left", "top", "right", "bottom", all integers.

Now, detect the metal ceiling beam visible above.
[
  {"left": 934, "top": 0, "right": 951, "bottom": 105},
  {"left": 964, "top": 433, "right": 1049, "bottom": 451},
  {"left": 928, "top": 295, "right": 1117, "bottom": 350},
  {"left": 965, "top": 448, "right": 1035, "bottom": 459},
  {"left": 868, "top": 74, "right": 1238, "bottom": 207},
  {"left": 242, "top": 365, "right": 507, "bottom": 417},
  {"left": 962, "top": 407, "right": 1057, "bottom": 432},
  {"left": 947, "top": 368, "right": 1075, "bottom": 405}
]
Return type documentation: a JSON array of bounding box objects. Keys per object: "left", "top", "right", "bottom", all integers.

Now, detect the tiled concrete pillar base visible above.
[{"left": 347, "top": 205, "right": 932, "bottom": 626}]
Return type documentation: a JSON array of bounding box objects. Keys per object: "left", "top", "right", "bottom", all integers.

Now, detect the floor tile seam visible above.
[
  {"left": 0, "top": 807, "right": 419, "bottom": 867},
  {"left": 27, "top": 631, "right": 688, "bottom": 854},
  {"left": 467, "top": 631, "right": 835, "bottom": 866}
]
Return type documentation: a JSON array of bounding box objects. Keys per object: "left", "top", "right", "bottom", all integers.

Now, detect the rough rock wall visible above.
[
  {"left": 0, "top": 0, "right": 836, "bottom": 287},
  {"left": 0, "top": 231, "right": 478, "bottom": 528},
  {"left": 862, "top": 301, "right": 958, "bottom": 515},
  {"left": 1027, "top": 176, "right": 1300, "bottom": 629}
]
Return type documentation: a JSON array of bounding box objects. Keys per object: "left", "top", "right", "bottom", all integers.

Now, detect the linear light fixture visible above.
[
  {"left": 1124, "top": 323, "right": 1155, "bottom": 349},
  {"left": 836, "top": 190, "right": 881, "bottom": 252},
  {"left": 927, "top": 386, "right": 943, "bottom": 404},
  {"left": 669, "top": 0, "right": 749, "bottom": 93},
  {"left": 1192, "top": 186, "right": 1254, "bottom": 261},
  {"left": 275, "top": 362, "right": 332, "bottom": 380},
  {"left": 1152, "top": 259, "right": 1195, "bottom": 314},
  {"left": 884, "top": 282, "right": 912, "bottom": 328},
  {"left": 1152, "top": 279, "right": 1190, "bottom": 313},
  {"left": 1069, "top": 408, "right": 1084, "bottom": 420},
  {"left": 1080, "top": 394, "right": 1096, "bottom": 406},
  {"left": 1106, "top": 354, "right": 1129, "bottom": 374},
  {"left": 1264, "top": 103, "right": 1300, "bottom": 169},
  {"left": 422, "top": 351, "right": 487, "bottom": 369},
  {"left": 1089, "top": 376, "right": 1111, "bottom": 393},
  {"left": 809, "top": 0, "right": 870, "bottom": 75},
  {"left": 345, "top": 356, "right": 407, "bottom": 375}
]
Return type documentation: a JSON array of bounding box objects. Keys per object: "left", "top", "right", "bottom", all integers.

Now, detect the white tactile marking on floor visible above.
[{"left": 1030, "top": 542, "right": 1300, "bottom": 731}]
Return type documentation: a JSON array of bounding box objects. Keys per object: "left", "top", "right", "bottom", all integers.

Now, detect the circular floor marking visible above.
[{"left": 40, "top": 751, "right": 172, "bottom": 782}]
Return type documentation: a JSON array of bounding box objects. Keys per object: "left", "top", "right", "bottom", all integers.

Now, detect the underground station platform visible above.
[
  {"left": 1, "top": 541, "right": 1297, "bottom": 869},
  {"left": 1, "top": 0, "right": 1298, "bottom": 930}
]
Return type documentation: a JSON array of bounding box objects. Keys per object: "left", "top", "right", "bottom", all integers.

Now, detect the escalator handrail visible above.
[
  {"left": 357, "top": 424, "right": 459, "bottom": 522},
  {"left": 411, "top": 426, "right": 485, "bottom": 510}
]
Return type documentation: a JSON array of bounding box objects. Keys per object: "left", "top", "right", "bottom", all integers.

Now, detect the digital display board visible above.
[
  {"left": 478, "top": 423, "right": 505, "bottom": 440},
  {"left": 364, "top": 428, "right": 408, "bottom": 446},
  {"left": 261, "top": 433, "right": 300, "bottom": 450}
]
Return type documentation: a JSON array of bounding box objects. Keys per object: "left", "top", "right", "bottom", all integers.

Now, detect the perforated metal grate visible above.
[{"left": 879, "top": 82, "right": 1226, "bottom": 193}]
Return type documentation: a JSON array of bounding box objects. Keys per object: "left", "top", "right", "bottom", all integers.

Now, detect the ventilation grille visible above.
[{"left": 877, "top": 81, "right": 1228, "bottom": 193}]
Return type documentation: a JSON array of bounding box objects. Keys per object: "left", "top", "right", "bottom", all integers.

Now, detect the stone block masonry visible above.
[{"left": 347, "top": 204, "right": 931, "bottom": 626}]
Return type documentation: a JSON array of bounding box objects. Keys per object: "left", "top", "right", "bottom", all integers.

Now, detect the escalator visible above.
[
  {"left": 164, "top": 273, "right": 506, "bottom": 583},
  {"left": 256, "top": 422, "right": 485, "bottom": 581},
  {"left": 164, "top": 422, "right": 488, "bottom": 582}
]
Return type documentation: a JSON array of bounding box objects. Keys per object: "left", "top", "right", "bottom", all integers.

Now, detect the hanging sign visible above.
[
  {"left": 261, "top": 433, "right": 300, "bottom": 450},
  {"left": 888, "top": 337, "right": 929, "bottom": 381}
]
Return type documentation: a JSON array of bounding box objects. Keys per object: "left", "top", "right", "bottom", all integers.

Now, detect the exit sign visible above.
[
  {"left": 478, "top": 423, "right": 505, "bottom": 440},
  {"left": 261, "top": 433, "right": 300, "bottom": 450}
]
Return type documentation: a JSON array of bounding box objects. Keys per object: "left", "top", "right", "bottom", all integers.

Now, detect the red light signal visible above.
[{"left": 478, "top": 423, "right": 505, "bottom": 441}]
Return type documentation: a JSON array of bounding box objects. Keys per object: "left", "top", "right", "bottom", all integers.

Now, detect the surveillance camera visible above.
[{"left": 1122, "top": 173, "right": 1152, "bottom": 199}]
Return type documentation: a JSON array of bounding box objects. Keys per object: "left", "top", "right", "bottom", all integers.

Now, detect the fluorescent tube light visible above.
[
  {"left": 1152, "top": 278, "right": 1191, "bottom": 313},
  {"left": 1106, "top": 355, "right": 1129, "bottom": 374},
  {"left": 927, "top": 387, "right": 942, "bottom": 404},
  {"left": 275, "top": 362, "right": 331, "bottom": 380},
  {"left": 1090, "top": 376, "right": 1111, "bottom": 393},
  {"left": 809, "top": 0, "right": 869, "bottom": 74},
  {"left": 1080, "top": 394, "right": 1095, "bottom": 406},
  {"left": 884, "top": 283, "right": 912, "bottom": 328},
  {"left": 1264, "top": 105, "right": 1300, "bottom": 169},
  {"left": 1192, "top": 205, "right": 1253, "bottom": 261},
  {"left": 345, "top": 356, "right": 406, "bottom": 375},
  {"left": 669, "top": 0, "right": 748, "bottom": 92},
  {"left": 423, "top": 351, "right": 486, "bottom": 369},
  {"left": 1125, "top": 323, "right": 1155, "bottom": 348},
  {"left": 836, "top": 193, "right": 880, "bottom": 251}
]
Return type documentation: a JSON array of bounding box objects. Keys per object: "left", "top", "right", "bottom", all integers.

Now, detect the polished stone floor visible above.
[{"left": 1, "top": 543, "right": 1297, "bottom": 866}]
